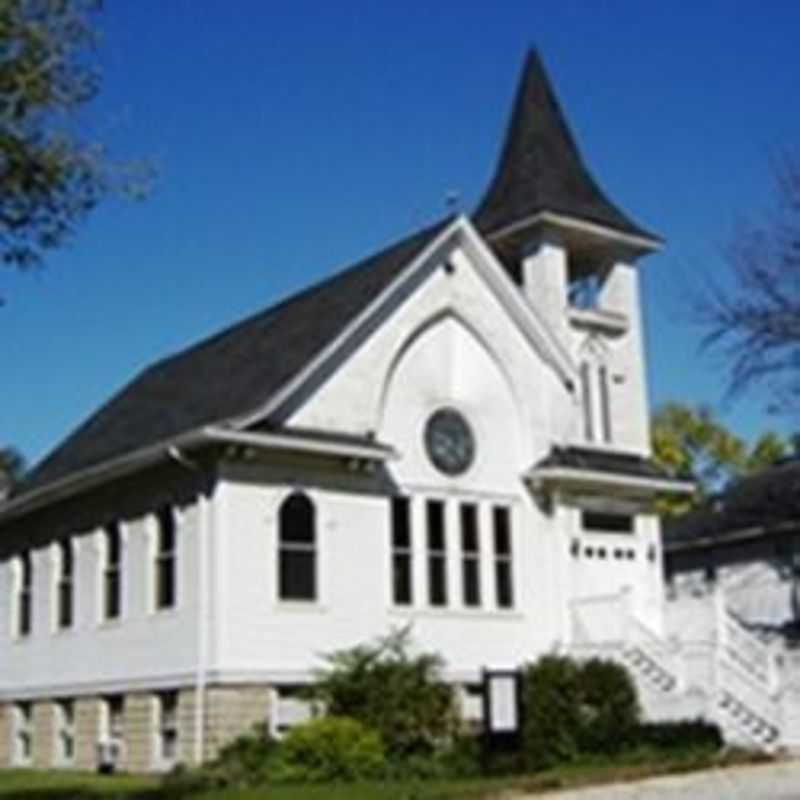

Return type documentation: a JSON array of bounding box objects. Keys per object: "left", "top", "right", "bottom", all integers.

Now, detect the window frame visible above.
[
  {"left": 16, "top": 551, "right": 32, "bottom": 638},
  {"left": 154, "top": 507, "right": 177, "bottom": 611},
  {"left": 12, "top": 702, "right": 32, "bottom": 766},
  {"left": 460, "top": 503, "right": 481, "bottom": 608},
  {"left": 426, "top": 499, "right": 447, "bottom": 607},
  {"left": 55, "top": 540, "right": 74, "bottom": 631},
  {"left": 390, "top": 496, "right": 413, "bottom": 606},
  {"left": 55, "top": 699, "right": 75, "bottom": 765},
  {"left": 103, "top": 523, "right": 123, "bottom": 621},
  {"left": 156, "top": 691, "right": 178, "bottom": 765},
  {"left": 277, "top": 492, "right": 317, "bottom": 603},
  {"left": 492, "top": 506, "right": 514, "bottom": 610}
]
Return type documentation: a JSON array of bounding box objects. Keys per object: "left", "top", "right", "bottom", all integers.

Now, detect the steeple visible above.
[{"left": 473, "top": 50, "right": 661, "bottom": 256}]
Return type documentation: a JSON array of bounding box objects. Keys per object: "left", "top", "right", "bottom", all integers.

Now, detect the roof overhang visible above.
[
  {"left": 487, "top": 210, "right": 663, "bottom": 262},
  {"left": 666, "top": 519, "right": 800, "bottom": 554},
  {"left": 0, "top": 427, "right": 396, "bottom": 525},
  {"left": 525, "top": 464, "right": 695, "bottom": 498}
]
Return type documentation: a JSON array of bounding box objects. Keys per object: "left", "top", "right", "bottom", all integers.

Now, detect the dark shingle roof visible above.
[
  {"left": 535, "top": 445, "right": 669, "bottom": 481},
  {"left": 665, "top": 458, "right": 800, "bottom": 547},
  {"left": 473, "top": 49, "right": 659, "bottom": 244},
  {"left": 18, "top": 218, "right": 451, "bottom": 497}
]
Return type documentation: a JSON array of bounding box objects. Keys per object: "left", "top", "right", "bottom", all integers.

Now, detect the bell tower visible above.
[{"left": 473, "top": 50, "right": 661, "bottom": 454}]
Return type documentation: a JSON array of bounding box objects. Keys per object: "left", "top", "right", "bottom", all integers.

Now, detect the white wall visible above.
[{"left": 0, "top": 503, "right": 203, "bottom": 698}]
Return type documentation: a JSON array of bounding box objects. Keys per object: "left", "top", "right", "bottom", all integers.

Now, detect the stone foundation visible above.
[
  {"left": 0, "top": 705, "right": 11, "bottom": 768},
  {"left": 203, "top": 685, "right": 271, "bottom": 761},
  {"left": 0, "top": 683, "right": 272, "bottom": 774},
  {"left": 75, "top": 698, "right": 103, "bottom": 771},
  {"left": 31, "top": 701, "right": 55, "bottom": 769}
]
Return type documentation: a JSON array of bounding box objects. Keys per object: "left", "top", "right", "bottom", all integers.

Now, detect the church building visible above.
[{"left": 3, "top": 51, "right": 784, "bottom": 772}]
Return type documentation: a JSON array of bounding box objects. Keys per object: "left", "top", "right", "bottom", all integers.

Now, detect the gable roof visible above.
[
  {"left": 17, "top": 218, "right": 451, "bottom": 499},
  {"left": 665, "top": 458, "right": 800, "bottom": 548},
  {"left": 473, "top": 49, "right": 660, "bottom": 246}
]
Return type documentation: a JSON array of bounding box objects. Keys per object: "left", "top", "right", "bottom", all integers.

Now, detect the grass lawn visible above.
[{"left": 0, "top": 747, "right": 764, "bottom": 800}]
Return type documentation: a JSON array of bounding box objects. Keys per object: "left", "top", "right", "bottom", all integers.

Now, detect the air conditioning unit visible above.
[{"left": 96, "top": 737, "right": 124, "bottom": 774}]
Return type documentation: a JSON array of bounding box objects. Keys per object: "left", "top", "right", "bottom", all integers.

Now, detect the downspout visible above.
[{"left": 194, "top": 489, "right": 209, "bottom": 765}]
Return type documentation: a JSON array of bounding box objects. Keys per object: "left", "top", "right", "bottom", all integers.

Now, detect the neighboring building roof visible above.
[
  {"left": 18, "top": 218, "right": 451, "bottom": 498},
  {"left": 535, "top": 445, "right": 669, "bottom": 481},
  {"left": 664, "top": 458, "right": 800, "bottom": 548},
  {"left": 473, "top": 49, "right": 660, "bottom": 246}
]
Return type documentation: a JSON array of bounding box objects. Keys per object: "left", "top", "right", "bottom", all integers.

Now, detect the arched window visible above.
[
  {"left": 278, "top": 493, "right": 316, "bottom": 601},
  {"left": 579, "top": 338, "right": 613, "bottom": 444}
]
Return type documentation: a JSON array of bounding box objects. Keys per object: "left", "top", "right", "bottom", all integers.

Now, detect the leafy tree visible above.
[
  {"left": 0, "top": 446, "right": 25, "bottom": 492},
  {"left": 0, "top": 0, "right": 150, "bottom": 284},
  {"left": 311, "top": 627, "right": 457, "bottom": 761},
  {"left": 696, "top": 154, "right": 800, "bottom": 413},
  {"left": 652, "top": 402, "right": 788, "bottom": 514}
]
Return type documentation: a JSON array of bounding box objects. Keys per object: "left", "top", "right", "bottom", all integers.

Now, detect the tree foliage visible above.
[
  {"left": 0, "top": 0, "right": 149, "bottom": 280},
  {"left": 652, "top": 402, "right": 788, "bottom": 514},
  {"left": 696, "top": 154, "right": 800, "bottom": 413},
  {"left": 311, "top": 627, "right": 457, "bottom": 760}
]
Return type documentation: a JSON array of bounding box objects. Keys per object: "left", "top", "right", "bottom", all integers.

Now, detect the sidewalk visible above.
[{"left": 533, "top": 759, "right": 800, "bottom": 799}]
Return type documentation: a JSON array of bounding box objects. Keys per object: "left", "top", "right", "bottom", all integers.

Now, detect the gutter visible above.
[{"left": 0, "top": 427, "right": 396, "bottom": 524}]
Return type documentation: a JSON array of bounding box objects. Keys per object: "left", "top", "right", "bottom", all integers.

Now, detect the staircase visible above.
[{"left": 569, "top": 589, "right": 783, "bottom": 751}]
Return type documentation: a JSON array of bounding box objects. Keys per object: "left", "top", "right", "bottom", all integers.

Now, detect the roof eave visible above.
[
  {"left": 486, "top": 211, "right": 663, "bottom": 256},
  {"left": 0, "top": 428, "right": 396, "bottom": 525},
  {"left": 526, "top": 465, "right": 695, "bottom": 496}
]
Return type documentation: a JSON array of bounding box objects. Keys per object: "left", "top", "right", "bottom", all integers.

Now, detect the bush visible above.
[
  {"left": 634, "top": 719, "right": 723, "bottom": 752},
  {"left": 521, "top": 655, "right": 642, "bottom": 770},
  {"left": 578, "top": 657, "right": 640, "bottom": 754},
  {"left": 271, "top": 716, "right": 387, "bottom": 783},
  {"left": 311, "top": 627, "right": 458, "bottom": 760},
  {"left": 521, "top": 654, "right": 583, "bottom": 770}
]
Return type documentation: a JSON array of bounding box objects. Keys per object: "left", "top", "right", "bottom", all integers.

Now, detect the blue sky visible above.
[{"left": 3, "top": 1, "right": 800, "bottom": 467}]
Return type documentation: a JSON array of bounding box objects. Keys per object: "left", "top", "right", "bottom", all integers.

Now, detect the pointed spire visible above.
[{"left": 473, "top": 49, "right": 660, "bottom": 249}]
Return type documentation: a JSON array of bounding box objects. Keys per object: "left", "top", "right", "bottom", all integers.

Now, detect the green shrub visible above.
[
  {"left": 311, "top": 627, "right": 458, "bottom": 760},
  {"left": 522, "top": 655, "right": 642, "bottom": 769},
  {"left": 578, "top": 657, "right": 640, "bottom": 754},
  {"left": 634, "top": 719, "right": 722, "bottom": 752},
  {"left": 271, "top": 716, "right": 387, "bottom": 783},
  {"left": 521, "top": 654, "right": 583, "bottom": 770}
]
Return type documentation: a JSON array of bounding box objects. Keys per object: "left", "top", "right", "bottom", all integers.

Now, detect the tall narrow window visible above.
[
  {"left": 460, "top": 504, "right": 481, "bottom": 607},
  {"left": 278, "top": 493, "right": 316, "bottom": 601},
  {"left": 12, "top": 702, "right": 32, "bottom": 765},
  {"left": 390, "top": 497, "right": 413, "bottom": 605},
  {"left": 155, "top": 507, "right": 176, "bottom": 610},
  {"left": 493, "top": 507, "right": 514, "bottom": 609},
  {"left": 104, "top": 523, "right": 122, "bottom": 620},
  {"left": 56, "top": 699, "right": 75, "bottom": 764},
  {"left": 17, "top": 552, "right": 32, "bottom": 637},
  {"left": 56, "top": 540, "right": 73, "bottom": 629},
  {"left": 599, "top": 365, "right": 612, "bottom": 443},
  {"left": 426, "top": 500, "right": 447, "bottom": 607},
  {"left": 580, "top": 361, "right": 594, "bottom": 442},
  {"left": 157, "top": 691, "right": 178, "bottom": 763}
]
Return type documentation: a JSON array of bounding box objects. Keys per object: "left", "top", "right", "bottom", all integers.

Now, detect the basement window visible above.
[{"left": 157, "top": 691, "right": 178, "bottom": 764}]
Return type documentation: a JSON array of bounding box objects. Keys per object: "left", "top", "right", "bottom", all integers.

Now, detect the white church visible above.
[{"left": 0, "top": 51, "right": 796, "bottom": 773}]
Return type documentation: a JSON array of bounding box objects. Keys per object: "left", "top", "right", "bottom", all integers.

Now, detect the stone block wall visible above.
[
  {"left": 31, "top": 701, "right": 55, "bottom": 769},
  {"left": 203, "top": 685, "right": 271, "bottom": 761},
  {"left": 0, "top": 705, "right": 11, "bottom": 767},
  {"left": 124, "top": 692, "right": 154, "bottom": 773},
  {"left": 75, "top": 698, "right": 103, "bottom": 771}
]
